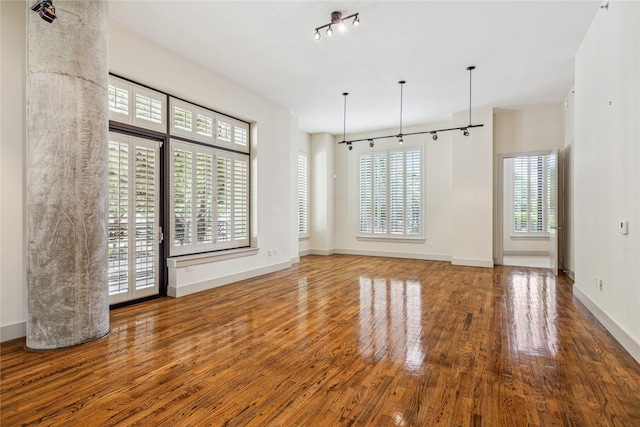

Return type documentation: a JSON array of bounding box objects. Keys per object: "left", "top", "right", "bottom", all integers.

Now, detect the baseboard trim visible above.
[
  {"left": 451, "top": 257, "right": 494, "bottom": 268},
  {"left": 168, "top": 261, "right": 292, "bottom": 298},
  {"left": 573, "top": 285, "right": 640, "bottom": 364},
  {"left": 1, "top": 321, "right": 26, "bottom": 342},
  {"left": 334, "top": 249, "right": 451, "bottom": 262},
  {"left": 562, "top": 265, "right": 575, "bottom": 281},
  {"left": 306, "top": 249, "right": 335, "bottom": 256}
]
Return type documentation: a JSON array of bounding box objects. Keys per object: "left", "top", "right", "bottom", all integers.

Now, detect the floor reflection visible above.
[
  {"left": 359, "top": 277, "right": 424, "bottom": 370},
  {"left": 509, "top": 271, "right": 558, "bottom": 356}
]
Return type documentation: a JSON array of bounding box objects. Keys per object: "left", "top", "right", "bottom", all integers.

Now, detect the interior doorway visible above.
[{"left": 497, "top": 151, "right": 561, "bottom": 273}]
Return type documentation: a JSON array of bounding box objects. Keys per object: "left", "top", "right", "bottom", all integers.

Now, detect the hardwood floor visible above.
[{"left": 2, "top": 255, "right": 640, "bottom": 426}]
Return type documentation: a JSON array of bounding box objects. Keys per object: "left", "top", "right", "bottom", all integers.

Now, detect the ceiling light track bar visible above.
[
  {"left": 339, "top": 66, "right": 483, "bottom": 149},
  {"left": 338, "top": 124, "right": 485, "bottom": 145}
]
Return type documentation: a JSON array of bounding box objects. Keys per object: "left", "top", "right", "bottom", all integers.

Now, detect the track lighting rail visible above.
[
  {"left": 338, "top": 66, "right": 483, "bottom": 150},
  {"left": 338, "top": 124, "right": 485, "bottom": 146}
]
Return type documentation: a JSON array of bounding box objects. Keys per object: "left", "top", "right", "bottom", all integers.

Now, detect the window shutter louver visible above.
[{"left": 108, "top": 76, "right": 166, "bottom": 132}]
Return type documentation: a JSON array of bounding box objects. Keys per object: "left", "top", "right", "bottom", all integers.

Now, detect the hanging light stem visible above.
[
  {"left": 342, "top": 92, "right": 349, "bottom": 143},
  {"left": 467, "top": 66, "right": 475, "bottom": 126},
  {"left": 398, "top": 81, "right": 405, "bottom": 137}
]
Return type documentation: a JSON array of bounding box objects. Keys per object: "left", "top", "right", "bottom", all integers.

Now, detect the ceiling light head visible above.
[
  {"left": 462, "top": 129, "right": 470, "bottom": 137},
  {"left": 398, "top": 137, "right": 404, "bottom": 145},
  {"left": 348, "top": 143, "right": 353, "bottom": 151},
  {"left": 314, "top": 30, "right": 321, "bottom": 40},
  {"left": 326, "top": 26, "right": 333, "bottom": 36},
  {"left": 353, "top": 15, "right": 360, "bottom": 26},
  {"left": 31, "top": 0, "right": 56, "bottom": 23},
  {"left": 369, "top": 139, "right": 374, "bottom": 148},
  {"left": 432, "top": 132, "right": 438, "bottom": 141}
]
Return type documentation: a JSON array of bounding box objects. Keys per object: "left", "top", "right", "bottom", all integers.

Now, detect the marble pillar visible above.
[{"left": 26, "top": 0, "right": 110, "bottom": 349}]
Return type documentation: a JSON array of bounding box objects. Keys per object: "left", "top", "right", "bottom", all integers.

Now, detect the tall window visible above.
[
  {"left": 298, "top": 152, "right": 309, "bottom": 237},
  {"left": 170, "top": 140, "right": 249, "bottom": 255},
  {"left": 513, "top": 155, "right": 549, "bottom": 234},
  {"left": 358, "top": 148, "right": 422, "bottom": 238}
]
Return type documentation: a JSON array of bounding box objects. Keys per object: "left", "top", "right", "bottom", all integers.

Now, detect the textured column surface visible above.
[{"left": 27, "top": 0, "right": 110, "bottom": 349}]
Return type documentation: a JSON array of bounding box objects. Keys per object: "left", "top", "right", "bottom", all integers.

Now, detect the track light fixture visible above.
[
  {"left": 338, "top": 66, "right": 484, "bottom": 148},
  {"left": 31, "top": 0, "right": 57, "bottom": 23},
  {"left": 314, "top": 11, "right": 359, "bottom": 40}
]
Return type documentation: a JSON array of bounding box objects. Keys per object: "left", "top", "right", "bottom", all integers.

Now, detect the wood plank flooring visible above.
[{"left": 2, "top": 255, "right": 640, "bottom": 426}]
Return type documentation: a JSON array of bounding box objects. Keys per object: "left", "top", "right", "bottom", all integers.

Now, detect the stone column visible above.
[{"left": 26, "top": 0, "right": 110, "bottom": 349}]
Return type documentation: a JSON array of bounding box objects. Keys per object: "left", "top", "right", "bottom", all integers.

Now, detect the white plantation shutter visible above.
[
  {"left": 298, "top": 153, "right": 309, "bottom": 237},
  {"left": 170, "top": 139, "right": 250, "bottom": 255},
  {"left": 195, "top": 108, "right": 214, "bottom": 140},
  {"left": 195, "top": 151, "right": 215, "bottom": 247},
  {"left": 405, "top": 150, "right": 421, "bottom": 235},
  {"left": 108, "top": 133, "right": 160, "bottom": 304},
  {"left": 172, "top": 143, "right": 193, "bottom": 253},
  {"left": 233, "top": 156, "right": 249, "bottom": 243},
  {"left": 513, "top": 155, "right": 548, "bottom": 235},
  {"left": 216, "top": 154, "right": 232, "bottom": 246},
  {"left": 108, "top": 79, "right": 129, "bottom": 121},
  {"left": 359, "top": 155, "right": 372, "bottom": 233},
  {"left": 389, "top": 152, "right": 404, "bottom": 234},
  {"left": 373, "top": 152, "right": 387, "bottom": 234},
  {"left": 172, "top": 102, "right": 193, "bottom": 136},
  {"left": 233, "top": 122, "right": 250, "bottom": 153},
  {"left": 359, "top": 147, "right": 422, "bottom": 239},
  {"left": 108, "top": 75, "right": 166, "bottom": 132},
  {"left": 217, "top": 116, "right": 233, "bottom": 146}
]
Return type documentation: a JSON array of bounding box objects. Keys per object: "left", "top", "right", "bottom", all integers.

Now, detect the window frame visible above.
[{"left": 357, "top": 146, "right": 424, "bottom": 241}]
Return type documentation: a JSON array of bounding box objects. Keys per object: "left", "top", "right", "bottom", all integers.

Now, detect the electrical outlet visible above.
[
  {"left": 186, "top": 266, "right": 194, "bottom": 272},
  {"left": 268, "top": 249, "right": 273, "bottom": 256},
  {"left": 273, "top": 248, "right": 277, "bottom": 255},
  {"left": 599, "top": 278, "right": 604, "bottom": 291},
  {"left": 428, "top": 241, "right": 433, "bottom": 247}
]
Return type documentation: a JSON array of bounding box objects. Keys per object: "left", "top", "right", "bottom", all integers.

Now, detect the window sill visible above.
[
  {"left": 356, "top": 236, "right": 425, "bottom": 243},
  {"left": 167, "top": 247, "right": 258, "bottom": 268},
  {"left": 509, "top": 234, "right": 550, "bottom": 240},
  {"left": 299, "top": 235, "right": 310, "bottom": 241}
]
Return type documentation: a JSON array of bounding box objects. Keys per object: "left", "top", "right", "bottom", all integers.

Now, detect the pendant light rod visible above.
[
  {"left": 467, "top": 65, "right": 475, "bottom": 126},
  {"left": 398, "top": 80, "right": 405, "bottom": 137},
  {"left": 338, "top": 66, "right": 484, "bottom": 147},
  {"left": 341, "top": 92, "right": 348, "bottom": 144}
]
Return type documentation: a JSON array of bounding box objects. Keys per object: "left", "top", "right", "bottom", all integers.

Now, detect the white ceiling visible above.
[{"left": 109, "top": 1, "right": 601, "bottom": 135}]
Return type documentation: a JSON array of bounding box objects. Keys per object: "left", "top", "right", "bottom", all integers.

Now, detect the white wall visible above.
[
  {"left": 451, "top": 107, "right": 494, "bottom": 267},
  {"left": 573, "top": 0, "right": 640, "bottom": 362},
  {"left": 309, "top": 133, "right": 335, "bottom": 255},
  {"left": 563, "top": 89, "right": 576, "bottom": 277},
  {"left": 1, "top": 1, "right": 27, "bottom": 341}
]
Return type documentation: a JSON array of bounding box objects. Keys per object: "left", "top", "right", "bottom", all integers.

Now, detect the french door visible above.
[{"left": 108, "top": 132, "right": 162, "bottom": 304}]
